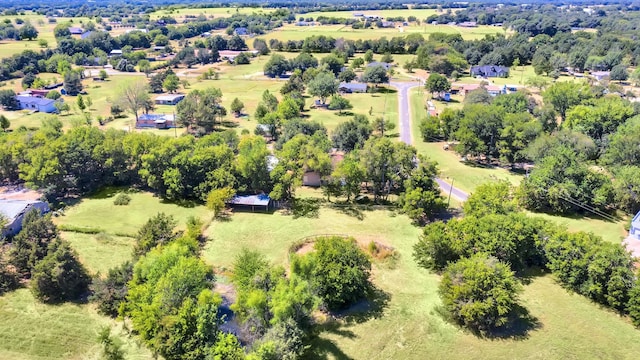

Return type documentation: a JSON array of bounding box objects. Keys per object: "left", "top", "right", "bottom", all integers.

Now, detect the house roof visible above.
[
  {"left": 591, "top": 71, "right": 610, "bottom": 77},
  {"left": 15, "top": 95, "right": 55, "bottom": 107},
  {"left": 80, "top": 31, "right": 93, "bottom": 39},
  {"left": 339, "top": 82, "right": 367, "bottom": 91},
  {"left": 228, "top": 194, "right": 271, "bottom": 207},
  {"left": 156, "top": 94, "right": 185, "bottom": 101},
  {"left": 110, "top": 49, "right": 123, "bottom": 55},
  {"left": 471, "top": 65, "right": 509, "bottom": 74},
  {"left": 367, "top": 61, "right": 392, "bottom": 69},
  {"left": 69, "top": 27, "right": 84, "bottom": 34},
  {"left": 0, "top": 200, "right": 44, "bottom": 223},
  {"left": 139, "top": 114, "right": 175, "bottom": 122}
]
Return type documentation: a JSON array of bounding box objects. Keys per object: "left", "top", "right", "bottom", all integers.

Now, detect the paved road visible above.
[{"left": 390, "top": 81, "right": 469, "bottom": 202}]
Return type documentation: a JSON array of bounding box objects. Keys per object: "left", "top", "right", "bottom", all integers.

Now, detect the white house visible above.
[{"left": 0, "top": 200, "right": 50, "bottom": 237}]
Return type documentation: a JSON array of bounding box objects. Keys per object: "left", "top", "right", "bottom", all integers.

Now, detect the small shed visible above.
[
  {"left": 137, "top": 113, "right": 176, "bottom": 129},
  {"left": 228, "top": 194, "right": 272, "bottom": 212},
  {"left": 0, "top": 200, "right": 50, "bottom": 237},
  {"left": 155, "top": 94, "right": 185, "bottom": 105},
  {"left": 69, "top": 27, "right": 84, "bottom": 35},
  {"left": 109, "top": 49, "right": 123, "bottom": 57}
]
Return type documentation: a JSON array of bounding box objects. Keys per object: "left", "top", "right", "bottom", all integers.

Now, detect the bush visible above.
[
  {"left": 439, "top": 255, "right": 521, "bottom": 332},
  {"left": 113, "top": 193, "right": 131, "bottom": 206},
  {"left": 90, "top": 261, "right": 133, "bottom": 317}
]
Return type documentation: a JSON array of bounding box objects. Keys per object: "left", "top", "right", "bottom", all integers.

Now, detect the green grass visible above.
[
  {"left": 299, "top": 9, "right": 443, "bottom": 20},
  {"left": 0, "top": 289, "right": 153, "bottom": 360},
  {"left": 525, "top": 211, "right": 627, "bottom": 245},
  {"left": 54, "top": 188, "right": 211, "bottom": 236},
  {"left": 60, "top": 232, "right": 135, "bottom": 275},
  {"left": 148, "top": 6, "right": 275, "bottom": 20}
]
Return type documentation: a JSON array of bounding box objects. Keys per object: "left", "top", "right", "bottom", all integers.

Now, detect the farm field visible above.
[{"left": 148, "top": 6, "right": 275, "bottom": 20}]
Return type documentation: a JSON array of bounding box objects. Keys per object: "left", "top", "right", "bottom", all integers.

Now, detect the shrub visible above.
[
  {"left": 439, "top": 255, "right": 521, "bottom": 332},
  {"left": 113, "top": 193, "right": 131, "bottom": 206}
]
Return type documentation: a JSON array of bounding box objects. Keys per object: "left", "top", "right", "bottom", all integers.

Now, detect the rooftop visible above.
[
  {"left": 15, "top": 95, "right": 55, "bottom": 107},
  {"left": 228, "top": 194, "right": 271, "bottom": 207},
  {"left": 339, "top": 82, "right": 368, "bottom": 91},
  {"left": 0, "top": 199, "right": 43, "bottom": 223},
  {"left": 156, "top": 94, "right": 185, "bottom": 101}
]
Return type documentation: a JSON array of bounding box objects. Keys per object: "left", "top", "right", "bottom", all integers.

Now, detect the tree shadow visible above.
[
  {"left": 159, "top": 197, "right": 199, "bottom": 208},
  {"left": 336, "top": 111, "right": 354, "bottom": 116},
  {"left": 304, "top": 336, "right": 355, "bottom": 360},
  {"left": 332, "top": 285, "right": 392, "bottom": 325},
  {"left": 331, "top": 203, "right": 365, "bottom": 220},
  {"left": 292, "top": 198, "right": 321, "bottom": 219}
]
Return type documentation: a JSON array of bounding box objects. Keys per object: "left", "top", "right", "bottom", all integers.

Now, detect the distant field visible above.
[
  {"left": 299, "top": 8, "right": 444, "bottom": 20},
  {"left": 0, "top": 289, "right": 153, "bottom": 360},
  {"left": 148, "top": 6, "right": 275, "bottom": 20},
  {"left": 264, "top": 23, "right": 507, "bottom": 42}
]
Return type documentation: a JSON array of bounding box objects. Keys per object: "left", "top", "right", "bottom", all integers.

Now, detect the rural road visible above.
[{"left": 390, "top": 81, "right": 469, "bottom": 202}]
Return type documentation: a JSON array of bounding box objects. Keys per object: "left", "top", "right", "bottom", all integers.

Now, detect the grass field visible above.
[
  {"left": 148, "top": 6, "right": 275, "bottom": 20},
  {"left": 0, "top": 289, "right": 153, "bottom": 360},
  {"left": 54, "top": 187, "right": 211, "bottom": 236},
  {"left": 60, "top": 232, "right": 135, "bottom": 275},
  {"left": 299, "top": 9, "right": 444, "bottom": 20}
]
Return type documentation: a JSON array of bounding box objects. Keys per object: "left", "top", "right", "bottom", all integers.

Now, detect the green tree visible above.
[
  {"left": 629, "top": 279, "right": 640, "bottom": 328},
  {"left": 293, "top": 236, "right": 371, "bottom": 311},
  {"left": 425, "top": 73, "right": 451, "bottom": 97},
  {"left": 63, "top": 70, "right": 83, "bottom": 96},
  {"left": 263, "top": 54, "right": 290, "bottom": 78},
  {"left": 206, "top": 187, "right": 235, "bottom": 218},
  {"left": 361, "top": 65, "right": 389, "bottom": 87},
  {"left": 176, "top": 88, "right": 227, "bottom": 134},
  {"left": 163, "top": 74, "right": 180, "bottom": 93},
  {"left": 116, "top": 80, "right": 149, "bottom": 122},
  {"left": 327, "top": 95, "right": 353, "bottom": 114},
  {"left": 99, "top": 69, "right": 109, "bottom": 80},
  {"left": 610, "top": 64, "right": 628, "bottom": 81},
  {"left": 542, "top": 81, "right": 592, "bottom": 122},
  {"left": 372, "top": 116, "right": 396, "bottom": 137},
  {"left": 76, "top": 94, "right": 86, "bottom": 111},
  {"left": 31, "top": 239, "right": 91, "bottom": 303},
  {"left": 439, "top": 255, "right": 522, "bottom": 332},
  {"left": 399, "top": 159, "right": 446, "bottom": 223},
  {"left": 0, "top": 115, "right": 9, "bottom": 132},
  {"left": 138, "top": 59, "right": 151, "bottom": 77},
  {"left": 19, "top": 22, "right": 38, "bottom": 40},
  {"left": 331, "top": 153, "right": 365, "bottom": 201},
  {"left": 0, "top": 89, "right": 17, "bottom": 110},
  {"left": 236, "top": 136, "right": 271, "bottom": 192},
  {"left": 133, "top": 213, "right": 177, "bottom": 257},
  {"left": 90, "top": 261, "right": 133, "bottom": 317},
  {"left": 603, "top": 116, "right": 640, "bottom": 166},
  {"left": 454, "top": 104, "right": 504, "bottom": 159},
  {"left": 360, "top": 137, "right": 416, "bottom": 201},
  {"left": 338, "top": 68, "right": 357, "bottom": 83},
  {"left": 9, "top": 210, "right": 58, "bottom": 277},
  {"left": 230, "top": 97, "right": 244, "bottom": 116},
  {"left": 320, "top": 54, "right": 345, "bottom": 76},
  {"left": 464, "top": 181, "right": 516, "bottom": 217},
  {"left": 364, "top": 50, "right": 374, "bottom": 63},
  {"left": 97, "top": 327, "right": 125, "bottom": 360},
  {"left": 308, "top": 71, "right": 339, "bottom": 104},
  {"left": 331, "top": 114, "right": 372, "bottom": 152},
  {"left": 261, "top": 90, "right": 279, "bottom": 112}
]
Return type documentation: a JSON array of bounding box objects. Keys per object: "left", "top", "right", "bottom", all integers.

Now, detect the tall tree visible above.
[
  {"left": 425, "top": 73, "right": 451, "bottom": 97},
  {"left": 117, "top": 80, "right": 150, "bottom": 122},
  {"left": 542, "top": 81, "right": 592, "bottom": 121},
  {"left": 307, "top": 71, "right": 339, "bottom": 104},
  {"left": 176, "top": 88, "right": 226, "bottom": 135}
]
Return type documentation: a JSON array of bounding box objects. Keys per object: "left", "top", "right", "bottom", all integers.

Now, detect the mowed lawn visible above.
[
  {"left": 54, "top": 188, "right": 211, "bottom": 236},
  {"left": 148, "top": 6, "right": 275, "bottom": 20},
  {"left": 60, "top": 232, "right": 136, "bottom": 275},
  {"left": 0, "top": 289, "right": 153, "bottom": 360}
]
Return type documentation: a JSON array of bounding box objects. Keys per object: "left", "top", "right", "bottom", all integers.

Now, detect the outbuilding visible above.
[
  {"left": 0, "top": 200, "right": 50, "bottom": 237},
  {"left": 136, "top": 113, "right": 177, "bottom": 129},
  {"left": 15, "top": 96, "right": 58, "bottom": 113},
  {"left": 155, "top": 94, "right": 185, "bottom": 105},
  {"left": 227, "top": 194, "right": 272, "bottom": 212},
  {"left": 339, "top": 82, "right": 368, "bottom": 93}
]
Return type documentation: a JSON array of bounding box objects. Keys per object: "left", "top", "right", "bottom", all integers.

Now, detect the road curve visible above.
[{"left": 390, "top": 81, "right": 469, "bottom": 202}]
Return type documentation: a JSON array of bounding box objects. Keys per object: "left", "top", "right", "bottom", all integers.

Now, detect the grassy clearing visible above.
[
  {"left": 60, "top": 232, "right": 135, "bottom": 275},
  {"left": 409, "top": 87, "right": 522, "bottom": 193},
  {"left": 54, "top": 187, "right": 211, "bottom": 236},
  {"left": 525, "top": 211, "right": 627, "bottom": 245},
  {"left": 0, "top": 289, "right": 153, "bottom": 360},
  {"left": 299, "top": 9, "right": 443, "bottom": 20},
  {"left": 148, "top": 6, "right": 275, "bottom": 20}
]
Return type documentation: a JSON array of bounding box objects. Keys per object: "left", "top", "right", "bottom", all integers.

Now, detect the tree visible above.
[
  {"left": 372, "top": 116, "right": 396, "bottom": 136},
  {"left": 99, "top": 69, "right": 109, "bottom": 80},
  {"left": 133, "top": 213, "right": 177, "bottom": 257},
  {"left": 263, "top": 54, "right": 290, "bottom": 78},
  {"left": 138, "top": 59, "right": 151, "bottom": 77},
  {"left": 399, "top": 160, "right": 446, "bottom": 223},
  {"left": 76, "top": 94, "right": 86, "bottom": 111},
  {"left": 327, "top": 95, "right": 352, "bottom": 114},
  {"left": 439, "top": 255, "right": 522, "bottom": 332},
  {"left": 253, "top": 38, "right": 270, "bottom": 55},
  {"left": 176, "top": 88, "right": 227, "bottom": 135},
  {"left": 629, "top": 279, "right": 640, "bottom": 328},
  {"left": 338, "top": 68, "right": 357, "bottom": 83},
  {"left": 9, "top": 210, "right": 58, "bottom": 277},
  {"left": 63, "top": 70, "right": 83, "bottom": 96},
  {"left": 320, "top": 54, "right": 345, "bottom": 76},
  {"left": 234, "top": 52, "right": 251, "bottom": 65},
  {"left": 364, "top": 50, "right": 374, "bottom": 63},
  {"left": 116, "top": 80, "right": 149, "bottom": 122},
  {"left": 97, "top": 327, "right": 125, "bottom": 360},
  {"left": 610, "top": 64, "right": 628, "bottom": 81},
  {"left": 22, "top": 72, "right": 36, "bottom": 90},
  {"left": 0, "top": 89, "right": 17, "bottom": 110},
  {"left": 381, "top": 53, "right": 394, "bottom": 63},
  {"left": 31, "top": 239, "right": 91, "bottom": 303},
  {"left": 603, "top": 115, "right": 640, "bottom": 166},
  {"left": 331, "top": 114, "right": 372, "bottom": 152},
  {"left": 361, "top": 65, "right": 389, "bottom": 87},
  {"left": 542, "top": 81, "right": 592, "bottom": 121},
  {"left": 0, "top": 115, "right": 9, "bottom": 132},
  {"left": 38, "top": 38, "right": 48, "bottom": 48},
  {"left": 206, "top": 187, "right": 235, "bottom": 218},
  {"left": 163, "top": 74, "right": 180, "bottom": 93},
  {"left": 90, "top": 261, "right": 133, "bottom": 317},
  {"left": 454, "top": 104, "right": 504, "bottom": 159},
  {"left": 293, "top": 236, "right": 371, "bottom": 311},
  {"left": 19, "top": 22, "right": 38, "bottom": 40},
  {"left": 230, "top": 98, "right": 244, "bottom": 116},
  {"left": 360, "top": 137, "right": 416, "bottom": 201},
  {"left": 464, "top": 181, "right": 516, "bottom": 217},
  {"left": 236, "top": 136, "right": 271, "bottom": 193},
  {"left": 425, "top": 73, "right": 451, "bottom": 98},
  {"left": 261, "top": 90, "right": 279, "bottom": 112},
  {"left": 307, "top": 71, "right": 339, "bottom": 104}
]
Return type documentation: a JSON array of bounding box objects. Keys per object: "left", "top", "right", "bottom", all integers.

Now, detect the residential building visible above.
[
  {"left": 136, "top": 113, "right": 177, "bottom": 129},
  {"left": 69, "top": 27, "right": 84, "bottom": 35},
  {"left": 471, "top": 65, "right": 510, "bottom": 78},
  {"left": 155, "top": 94, "right": 185, "bottom": 105},
  {"left": 0, "top": 200, "right": 50, "bottom": 237},
  {"left": 591, "top": 71, "right": 610, "bottom": 81},
  {"left": 367, "top": 61, "right": 392, "bottom": 70},
  {"left": 15, "top": 96, "right": 58, "bottom": 113},
  {"left": 338, "top": 82, "right": 368, "bottom": 93}
]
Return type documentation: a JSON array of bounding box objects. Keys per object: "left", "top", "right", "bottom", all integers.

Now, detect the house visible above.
[
  {"left": 15, "top": 96, "right": 58, "bottom": 113},
  {"left": 155, "top": 94, "right": 185, "bottom": 105},
  {"left": 302, "top": 150, "right": 345, "bottom": 187},
  {"left": 227, "top": 194, "right": 272, "bottom": 212},
  {"left": 295, "top": 21, "right": 315, "bottom": 26},
  {"left": 471, "top": 65, "right": 509, "bottom": 78},
  {"left": 234, "top": 27, "right": 248, "bottom": 36},
  {"left": 339, "top": 82, "right": 368, "bottom": 93},
  {"left": 69, "top": 27, "right": 84, "bottom": 35},
  {"left": 486, "top": 85, "right": 507, "bottom": 96},
  {"left": 380, "top": 21, "right": 395, "bottom": 28},
  {"left": 591, "top": 71, "right": 610, "bottom": 81},
  {"left": 0, "top": 200, "right": 50, "bottom": 237},
  {"left": 458, "top": 21, "right": 478, "bottom": 28},
  {"left": 109, "top": 49, "right": 123, "bottom": 57},
  {"left": 136, "top": 113, "right": 177, "bottom": 129},
  {"left": 367, "top": 61, "right": 392, "bottom": 70}
]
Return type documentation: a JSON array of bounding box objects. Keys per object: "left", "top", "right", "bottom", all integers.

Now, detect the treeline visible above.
[{"left": 413, "top": 181, "right": 640, "bottom": 333}]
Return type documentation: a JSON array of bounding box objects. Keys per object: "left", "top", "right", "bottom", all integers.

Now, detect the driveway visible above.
[{"left": 390, "top": 81, "right": 469, "bottom": 202}]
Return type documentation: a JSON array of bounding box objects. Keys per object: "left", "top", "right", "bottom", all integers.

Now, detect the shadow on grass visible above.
[
  {"left": 159, "top": 198, "right": 200, "bottom": 208},
  {"left": 336, "top": 286, "right": 392, "bottom": 325},
  {"left": 305, "top": 334, "right": 355, "bottom": 360},
  {"left": 330, "top": 203, "right": 365, "bottom": 221},
  {"left": 292, "top": 198, "right": 322, "bottom": 219}
]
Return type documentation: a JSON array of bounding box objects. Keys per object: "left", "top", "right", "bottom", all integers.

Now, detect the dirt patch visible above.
[
  {"left": 0, "top": 185, "right": 42, "bottom": 201},
  {"left": 292, "top": 235, "right": 397, "bottom": 262}
]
